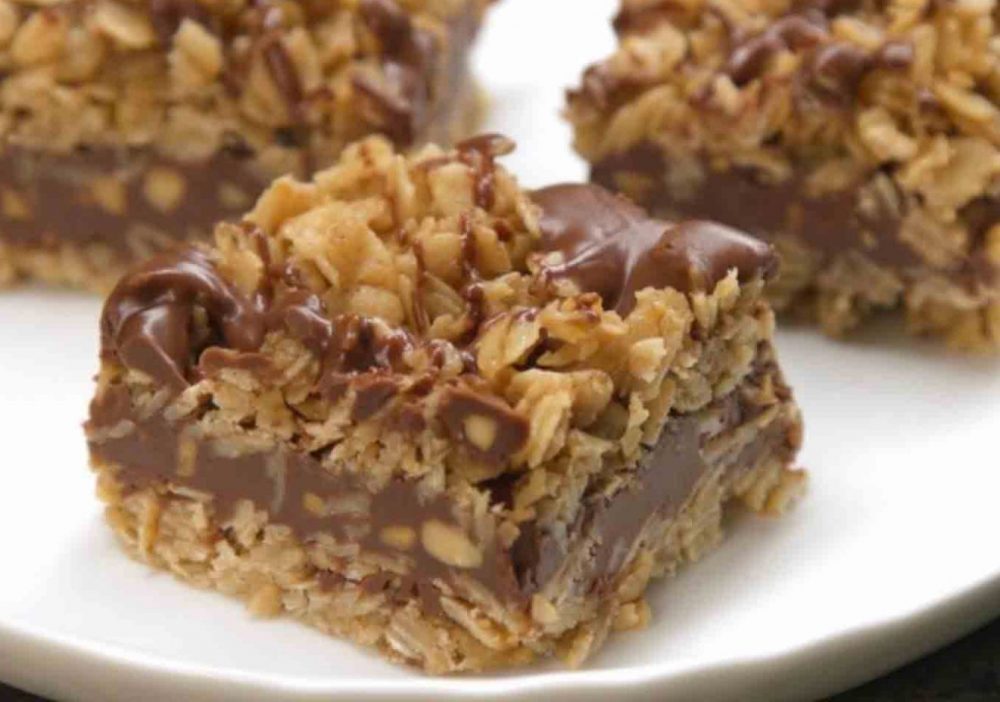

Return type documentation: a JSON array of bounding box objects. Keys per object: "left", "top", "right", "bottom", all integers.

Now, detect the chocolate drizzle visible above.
[
  {"left": 456, "top": 133, "right": 517, "bottom": 210},
  {"left": 100, "top": 242, "right": 528, "bottom": 456},
  {"left": 531, "top": 183, "right": 777, "bottom": 315},
  {"left": 612, "top": 0, "right": 683, "bottom": 34},
  {"left": 261, "top": 35, "right": 306, "bottom": 124},
  {"left": 727, "top": 13, "right": 829, "bottom": 86},
  {"left": 806, "top": 41, "right": 914, "bottom": 104},
  {"left": 354, "top": 0, "right": 440, "bottom": 144},
  {"left": 724, "top": 6, "right": 913, "bottom": 101}
]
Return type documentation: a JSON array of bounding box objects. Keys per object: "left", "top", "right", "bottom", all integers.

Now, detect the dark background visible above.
[{"left": 3, "top": 615, "right": 1000, "bottom": 701}]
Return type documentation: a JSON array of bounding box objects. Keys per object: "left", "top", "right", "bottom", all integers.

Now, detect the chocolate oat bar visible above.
[
  {"left": 86, "top": 134, "right": 804, "bottom": 672},
  {"left": 569, "top": 0, "right": 1000, "bottom": 350},
  {"left": 0, "top": 0, "right": 488, "bottom": 290}
]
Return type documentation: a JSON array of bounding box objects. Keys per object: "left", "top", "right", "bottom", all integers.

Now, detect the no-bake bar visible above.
[
  {"left": 569, "top": 0, "right": 1000, "bottom": 350},
  {"left": 85, "top": 133, "right": 804, "bottom": 672},
  {"left": 0, "top": 0, "right": 489, "bottom": 290}
]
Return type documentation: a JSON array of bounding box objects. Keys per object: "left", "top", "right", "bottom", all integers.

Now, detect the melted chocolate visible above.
[
  {"left": 102, "top": 248, "right": 265, "bottom": 389},
  {"left": 531, "top": 183, "right": 777, "bottom": 315},
  {"left": 353, "top": 0, "right": 441, "bottom": 144},
  {"left": 439, "top": 388, "right": 530, "bottom": 463},
  {"left": 592, "top": 143, "right": 928, "bottom": 271},
  {"left": 359, "top": 0, "right": 421, "bottom": 58}
]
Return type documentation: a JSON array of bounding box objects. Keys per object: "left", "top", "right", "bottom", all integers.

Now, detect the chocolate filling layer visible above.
[
  {"left": 88, "top": 364, "right": 789, "bottom": 605},
  {"left": 591, "top": 143, "right": 999, "bottom": 288},
  {"left": 0, "top": 146, "right": 266, "bottom": 256}
]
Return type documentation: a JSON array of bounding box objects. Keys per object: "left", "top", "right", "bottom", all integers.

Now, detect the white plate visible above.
[{"left": 2, "top": 2, "right": 999, "bottom": 700}]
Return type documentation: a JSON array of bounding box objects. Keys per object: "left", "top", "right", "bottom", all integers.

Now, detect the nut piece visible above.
[
  {"left": 176, "top": 434, "right": 197, "bottom": 477},
  {"left": 143, "top": 167, "right": 187, "bottom": 213},
  {"left": 612, "top": 599, "right": 651, "bottom": 632},
  {"left": 91, "top": 177, "right": 127, "bottom": 216},
  {"left": 93, "top": 0, "right": 157, "bottom": 49},
  {"left": 463, "top": 414, "right": 497, "bottom": 453},
  {"left": 302, "top": 492, "right": 326, "bottom": 516},
  {"left": 420, "top": 519, "right": 482, "bottom": 569},
  {"left": 247, "top": 582, "right": 283, "bottom": 618},
  {"left": 379, "top": 525, "right": 416, "bottom": 550},
  {"left": 530, "top": 594, "right": 559, "bottom": 625}
]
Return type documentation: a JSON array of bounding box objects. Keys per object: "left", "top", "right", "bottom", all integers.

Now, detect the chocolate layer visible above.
[
  {"left": 531, "top": 183, "right": 778, "bottom": 315},
  {"left": 88, "top": 383, "right": 523, "bottom": 605},
  {"left": 88, "top": 358, "right": 789, "bottom": 604},
  {"left": 593, "top": 144, "right": 999, "bottom": 288},
  {"left": 0, "top": 145, "right": 266, "bottom": 257},
  {"left": 511, "top": 359, "right": 795, "bottom": 595},
  {"left": 592, "top": 144, "right": 918, "bottom": 265}
]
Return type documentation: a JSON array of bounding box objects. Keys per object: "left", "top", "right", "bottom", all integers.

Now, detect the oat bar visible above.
[
  {"left": 85, "top": 133, "right": 804, "bottom": 672},
  {"left": 0, "top": 0, "right": 489, "bottom": 290},
  {"left": 569, "top": 0, "right": 1000, "bottom": 350}
]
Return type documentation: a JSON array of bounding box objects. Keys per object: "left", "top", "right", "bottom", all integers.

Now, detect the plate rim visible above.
[{"left": 3, "top": 567, "right": 999, "bottom": 702}]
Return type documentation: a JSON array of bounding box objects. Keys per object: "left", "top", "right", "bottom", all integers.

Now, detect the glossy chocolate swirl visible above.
[
  {"left": 101, "top": 248, "right": 265, "bottom": 389},
  {"left": 531, "top": 184, "right": 777, "bottom": 315}
]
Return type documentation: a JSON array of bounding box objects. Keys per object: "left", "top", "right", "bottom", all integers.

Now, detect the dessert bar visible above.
[{"left": 86, "top": 133, "right": 804, "bottom": 671}]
